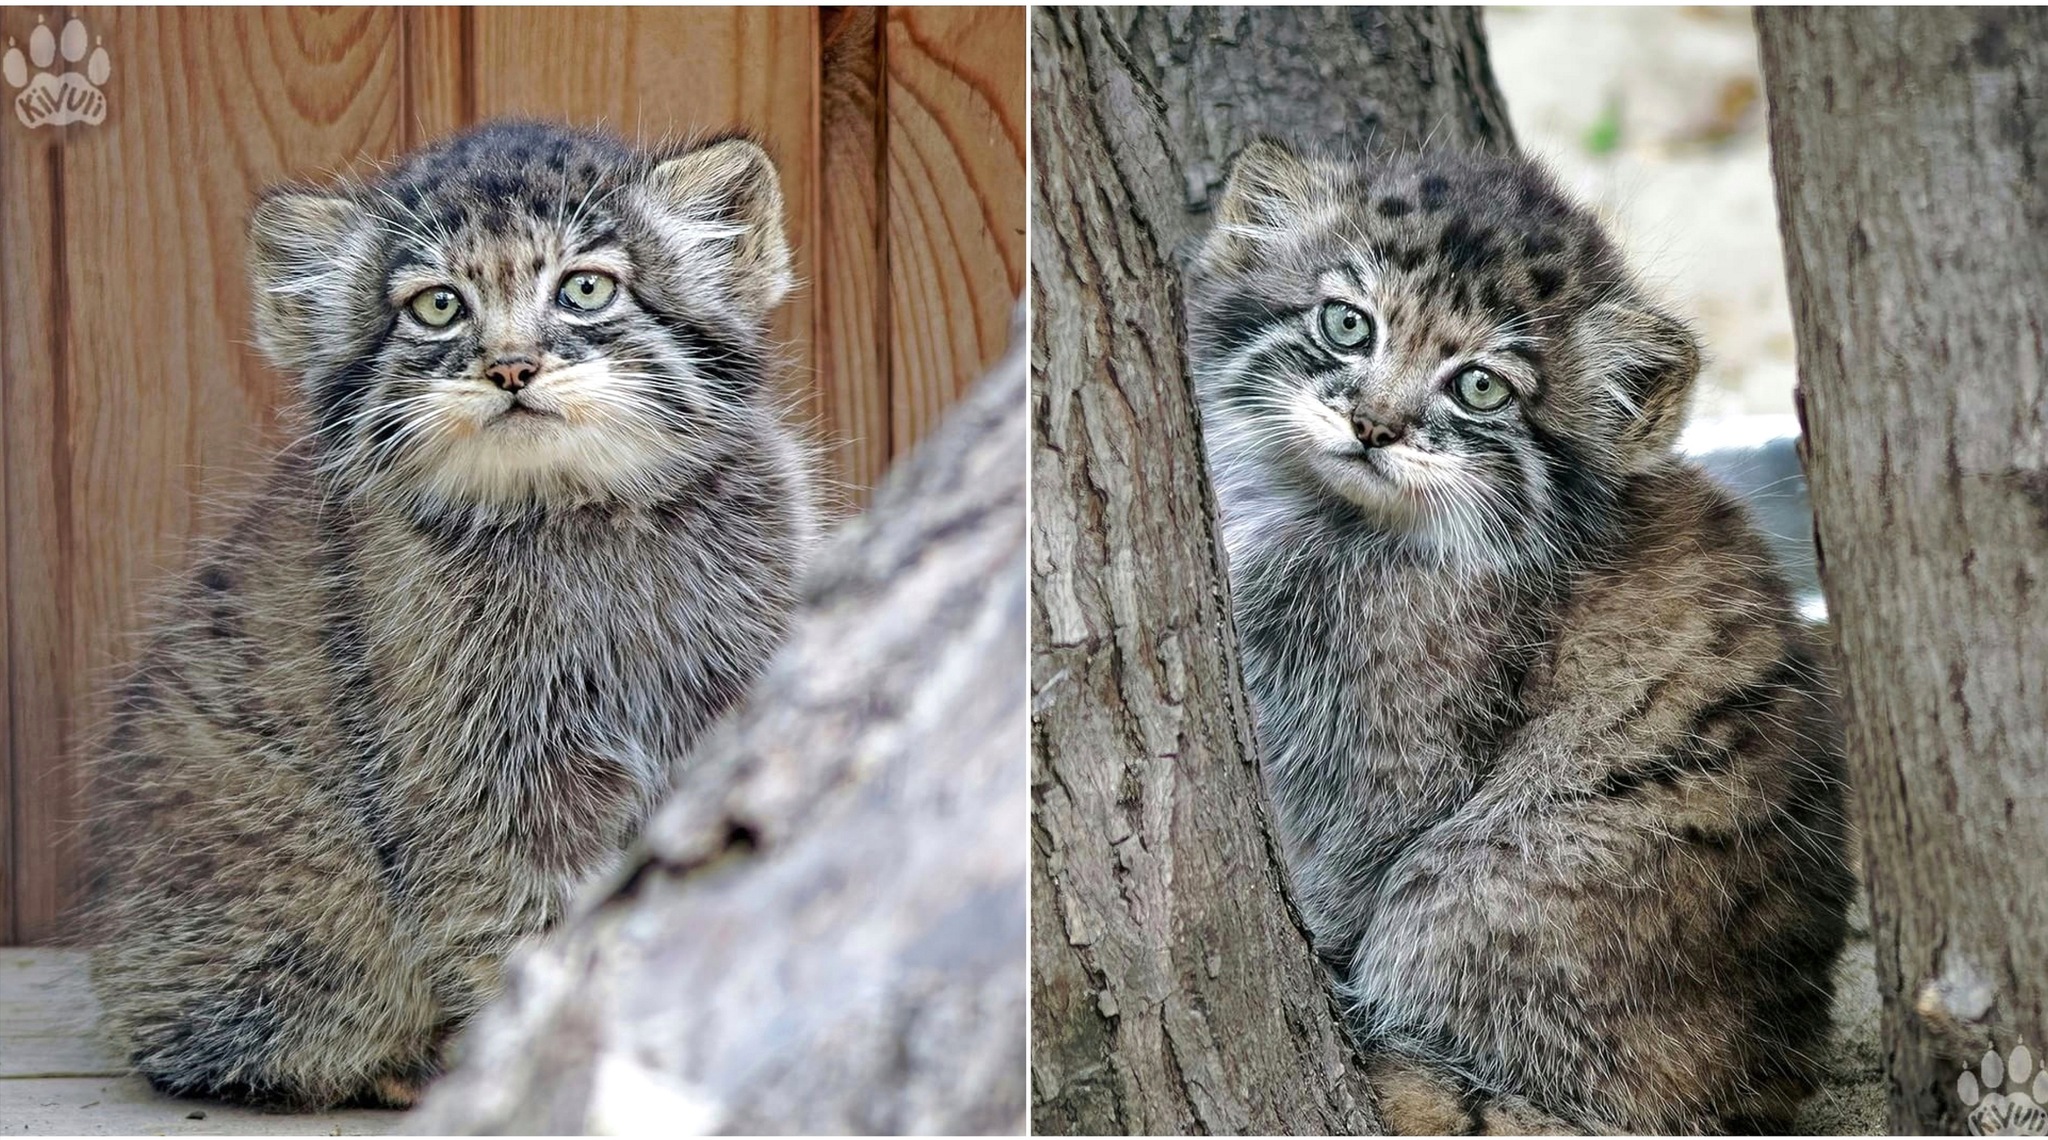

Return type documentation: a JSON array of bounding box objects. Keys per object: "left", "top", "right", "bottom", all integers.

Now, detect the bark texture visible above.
[
  {"left": 1113, "top": 6, "right": 1515, "bottom": 251},
  {"left": 1029, "top": 7, "right": 1512, "bottom": 1134},
  {"left": 408, "top": 326, "right": 1027, "bottom": 1135},
  {"left": 1758, "top": 8, "right": 2048, "bottom": 1133}
]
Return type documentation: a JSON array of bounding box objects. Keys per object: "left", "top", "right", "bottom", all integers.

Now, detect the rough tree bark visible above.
[
  {"left": 1758, "top": 9, "right": 2048, "bottom": 1134},
  {"left": 1114, "top": 6, "right": 1514, "bottom": 246},
  {"left": 1029, "top": 7, "right": 1513, "bottom": 1134},
  {"left": 408, "top": 324, "right": 1027, "bottom": 1134}
]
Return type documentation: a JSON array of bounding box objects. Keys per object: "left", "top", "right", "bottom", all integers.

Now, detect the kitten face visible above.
[
  {"left": 248, "top": 122, "right": 793, "bottom": 508},
  {"left": 1188, "top": 141, "right": 1700, "bottom": 567}
]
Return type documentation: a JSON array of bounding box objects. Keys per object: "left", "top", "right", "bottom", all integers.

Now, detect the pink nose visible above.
[
  {"left": 1351, "top": 412, "right": 1405, "bottom": 448},
  {"left": 487, "top": 356, "right": 539, "bottom": 392}
]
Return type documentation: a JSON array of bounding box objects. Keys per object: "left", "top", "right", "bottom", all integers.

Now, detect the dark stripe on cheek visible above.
[
  {"left": 1200, "top": 291, "right": 1303, "bottom": 360},
  {"left": 631, "top": 293, "right": 765, "bottom": 404},
  {"left": 551, "top": 319, "right": 626, "bottom": 363},
  {"left": 311, "top": 357, "right": 380, "bottom": 445},
  {"left": 1526, "top": 421, "right": 1618, "bottom": 538},
  {"left": 1229, "top": 339, "right": 1328, "bottom": 411}
]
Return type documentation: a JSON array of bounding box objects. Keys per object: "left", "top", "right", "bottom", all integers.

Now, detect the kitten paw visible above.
[{"left": 367, "top": 1072, "right": 428, "bottom": 1109}]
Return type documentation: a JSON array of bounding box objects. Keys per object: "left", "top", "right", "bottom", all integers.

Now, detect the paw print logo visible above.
[
  {"left": 1960, "top": 1043, "right": 2048, "bottom": 1136},
  {"left": 3, "top": 15, "right": 111, "bottom": 129}
]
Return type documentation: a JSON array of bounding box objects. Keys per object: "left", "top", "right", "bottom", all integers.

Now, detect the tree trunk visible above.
[
  {"left": 1029, "top": 7, "right": 1512, "bottom": 1134},
  {"left": 1758, "top": 9, "right": 2048, "bottom": 1134},
  {"left": 408, "top": 323, "right": 1028, "bottom": 1135},
  {"left": 1112, "top": 6, "right": 1515, "bottom": 249}
]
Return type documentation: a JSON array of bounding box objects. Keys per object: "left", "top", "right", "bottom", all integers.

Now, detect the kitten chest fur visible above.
[
  {"left": 339, "top": 472, "right": 795, "bottom": 992},
  {"left": 1224, "top": 499, "right": 1550, "bottom": 959}
]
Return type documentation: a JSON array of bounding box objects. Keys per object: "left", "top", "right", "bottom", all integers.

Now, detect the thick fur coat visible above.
[
  {"left": 1188, "top": 140, "right": 1853, "bottom": 1133},
  {"left": 84, "top": 122, "right": 814, "bottom": 1109}
]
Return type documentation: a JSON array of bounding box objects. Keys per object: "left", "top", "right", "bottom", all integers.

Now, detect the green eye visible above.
[
  {"left": 558, "top": 271, "right": 618, "bottom": 313},
  {"left": 408, "top": 287, "right": 464, "bottom": 328},
  {"left": 1453, "top": 367, "right": 1512, "bottom": 412},
  {"left": 1318, "top": 301, "right": 1374, "bottom": 351}
]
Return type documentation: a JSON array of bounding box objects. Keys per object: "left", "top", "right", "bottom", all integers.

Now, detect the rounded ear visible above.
[
  {"left": 247, "top": 188, "right": 365, "bottom": 377},
  {"left": 1574, "top": 300, "right": 1702, "bottom": 470},
  {"left": 637, "top": 138, "right": 793, "bottom": 320},
  {"left": 1194, "top": 137, "right": 1326, "bottom": 276}
]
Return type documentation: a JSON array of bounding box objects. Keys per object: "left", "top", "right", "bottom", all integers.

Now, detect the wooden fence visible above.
[{"left": 0, "top": 5, "right": 1025, "bottom": 944}]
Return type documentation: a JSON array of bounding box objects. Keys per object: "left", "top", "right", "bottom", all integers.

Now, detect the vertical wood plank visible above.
[
  {"left": 403, "top": 7, "right": 474, "bottom": 146},
  {"left": 5, "top": 7, "right": 411, "bottom": 943},
  {"left": 884, "top": 5, "right": 1025, "bottom": 460},
  {"left": 0, "top": 6, "right": 66, "bottom": 945},
  {"left": 467, "top": 7, "right": 821, "bottom": 426},
  {"left": 816, "top": 6, "right": 889, "bottom": 503}
]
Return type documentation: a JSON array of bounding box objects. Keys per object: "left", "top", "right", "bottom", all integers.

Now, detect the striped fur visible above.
[
  {"left": 82, "top": 122, "right": 815, "bottom": 1110},
  {"left": 1188, "top": 140, "right": 1853, "bottom": 1133}
]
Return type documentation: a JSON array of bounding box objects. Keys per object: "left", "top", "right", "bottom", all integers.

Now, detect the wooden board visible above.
[
  {"left": 816, "top": 6, "right": 891, "bottom": 501},
  {"left": 884, "top": 5, "right": 1025, "bottom": 460},
  {"left": 1, "top": 943, "right": 121, "bottom": 1078},
  {"left": 3, "top": 6, "right": 413, "bottom": 947},
  {"left": 0, "top": 7, "right": 62, "bottom": 947}
]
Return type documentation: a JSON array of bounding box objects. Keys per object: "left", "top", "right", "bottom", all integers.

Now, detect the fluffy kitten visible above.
[
  {"left": 84, "top": 121, "right": 815, "bottom": 1110},
  {"left": 1187, "top": 139, "right": 1853, "bottom": 1133}
]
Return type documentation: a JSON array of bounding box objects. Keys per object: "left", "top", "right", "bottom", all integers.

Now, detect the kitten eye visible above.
[
  {"left": 1318, "top": 301, "right": 1374, "bottom": 352},
  {"left": 558, "top": 271, "right": 618, "bottom": 313},
  {"left": 1453, "top": 367, "right": 1513, "bottom": 412},
  {"left": 407, "top": 287, "right": 465, "bottom": 328}
]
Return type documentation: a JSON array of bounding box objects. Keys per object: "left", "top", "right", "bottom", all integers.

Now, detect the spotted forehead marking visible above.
[{"left": 1313, "top": 154, "right": 1623, "bottom": 336}]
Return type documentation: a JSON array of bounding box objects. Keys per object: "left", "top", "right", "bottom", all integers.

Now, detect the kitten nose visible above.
[
  {"left": 1351, "top": 411, "right": 1406, "bottom": 448},
  {"left": 487, "top": 356, "right": 540, "bottom": 392}
]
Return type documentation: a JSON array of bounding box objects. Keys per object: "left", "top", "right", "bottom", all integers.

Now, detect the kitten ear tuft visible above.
[
  {"left": 247, "top": 188, "right": 365, "bottom": 377},
  {"left": 1196, "top": 137, "right": 1326, "bottom": 276},
  {"left": 638, "top": 138, "right": 793, "bottom": 320},
  {"left": 1576, "top": 299, "right": 1701, "bottom": 470}
]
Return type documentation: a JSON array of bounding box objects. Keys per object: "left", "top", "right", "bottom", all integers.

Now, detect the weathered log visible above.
[
  {"left": 1029, "top": 7, "right": 1513, "bottom": 1134},
  {"left": 1758, "top": 8, "right": 2048, "bottom": 1133},
  {"left": 409, "top": 320, "right": 1027, "bottom": 1135}
]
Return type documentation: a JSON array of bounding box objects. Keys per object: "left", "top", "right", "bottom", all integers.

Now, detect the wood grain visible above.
[
  {"left": 815, "top": 6, "right": 890, "bottom": 502},
  {"left": 4, "top": 7, "right": 411, "bottom": 946},
  {"left": 402, "top": 7, "right": 472, "bottom": 147},
  {"left": 0, "top": 6, "right": 66, "bottom": 951},
  {"left": 885, "top": 6, "right": 1024, "bottom": 460}
]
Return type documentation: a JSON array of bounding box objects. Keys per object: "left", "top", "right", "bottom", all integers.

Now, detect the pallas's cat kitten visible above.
[
  {"left": 1187, "top": 139, "right": 1853, "bottom": 1133},
  {"left": 84, "top": 122, "right": 815, "bottom": 1110}
]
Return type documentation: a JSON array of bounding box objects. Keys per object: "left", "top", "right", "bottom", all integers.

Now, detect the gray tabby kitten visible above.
[
  {"left": 84, "top": 121, "right": 814, "bottom": 1110},
  {"left": 1188, "top": 139, "right": 1853, "bottom": 1133}
]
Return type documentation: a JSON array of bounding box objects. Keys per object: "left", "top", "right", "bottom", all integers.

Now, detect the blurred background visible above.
[{"left": 1491, "top": 5, "right": 1793, "bottom": 421}]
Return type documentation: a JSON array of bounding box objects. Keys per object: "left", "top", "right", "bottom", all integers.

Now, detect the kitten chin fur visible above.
[
  {"left": 1189, "top": 139, "right": 1853, "bottom": 1133},
  {"left": 82, "top": 121, "right": 817, "bottom": 1110}
]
